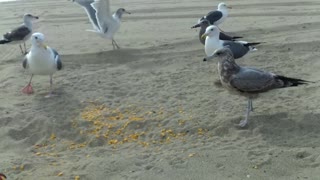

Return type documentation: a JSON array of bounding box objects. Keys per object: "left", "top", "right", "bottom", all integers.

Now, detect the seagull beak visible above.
[
  {"left": 40, "top": 43, "right": 47, "bottom": 50},
  {"left": 227, "top": 6, "right": 232, "bottom": 9},
  {"left": 191, "top": 24, "right": 200, "bottom": 29},
  {"left": 201, "top": 33, "right": 208, "bottom": 40},
  {"left": 203, "top": 54, "right": 217, "bottom": 61},
  {"left": 125, "top": 11, "right": 131, "bottom": 14},
  {"left": 33, "top": 16, "right": 39, "bottom": 19}
]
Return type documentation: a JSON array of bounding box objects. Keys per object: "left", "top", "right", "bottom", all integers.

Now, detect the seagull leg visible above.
[
  {"left": 239, "top": 98, "right": 251, "bottom": 127},
  {"left": 24, "top": 42, "right": 27, "bottom": 54},
  {"left": 112, "top": 39, "right": 120, "bottom": 49},
  {"left": 19, "top": 44, "right": 24, "bottom": 55},
  {"left": 45, "top": 75, "right": 55, "bottom": 98},
  {"left": 111, "top": 40, "right": 116, "bottom": 50},
  {"left": 22, "top": 75, "right": 34, "bottom": 94},
  {"left": 249, "top": 99, "right": 254, "bottom": 112}
]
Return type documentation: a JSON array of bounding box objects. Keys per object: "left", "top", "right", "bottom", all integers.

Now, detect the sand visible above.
[{"left": 0, "top": 0, "right": 320, "bottom": 179}]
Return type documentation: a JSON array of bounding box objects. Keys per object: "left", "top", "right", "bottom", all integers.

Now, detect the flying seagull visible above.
[
  {"left": 193, "top": 2, "right": 231, "bottom": 32},
  {"left": 191, "top": 17, "right": 242, "bottom": 45},
  {"left": 0, "top": 13, "right": 39, "bottom": 55},
  {"left": 22, "top": 32, "right": 62, "bottom": 97},
  {"left": 73, "top": 0, "right": 131, "bottom": 50},
  {"left": 204, "top": 48, "right": 311, "bottom": 127},
  {"left": 202, "top": 25, "right": 261, "bottom": 59}
]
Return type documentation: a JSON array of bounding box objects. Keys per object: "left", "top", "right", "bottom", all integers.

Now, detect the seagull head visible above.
[
  {"left": 0, "top": 173, "right": 7, "bottom": 180},
  {"left": 218, "top": 2, "right": 232, "bottom": 10},
  {"left": 203, "top": 47, "right": 234, "bottom": 61},
  {"left": 116, "top": 8, "right": 131, "bottom": 18},
  {"left": 31, "top": 32, "right": 47, "bottom": 50},
  {"left": 23, "top": 13, "right": 39, "bottom": 21},
  {"left": 201, "top": 25, "right": 219, "bottom": 39}
]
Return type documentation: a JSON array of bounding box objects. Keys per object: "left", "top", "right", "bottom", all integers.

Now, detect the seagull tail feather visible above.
[
  {"left": 276, "top": 75, "right": 312, "bottom": 88},
  {"left": 0, "top": 39, "right": 11, "bottom": 44}
]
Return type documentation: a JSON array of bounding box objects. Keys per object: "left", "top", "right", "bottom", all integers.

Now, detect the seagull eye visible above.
[
  {"left": 35, "top": 37, "right": 38, "bottom": 40},
  {"left": 211, "top": 29, "right": 213, "bottom": 31}
]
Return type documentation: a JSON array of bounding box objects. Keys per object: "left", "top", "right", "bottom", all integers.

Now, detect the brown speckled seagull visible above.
[{"left": 204, "top": 48, "right": 311, "bottom": 127}]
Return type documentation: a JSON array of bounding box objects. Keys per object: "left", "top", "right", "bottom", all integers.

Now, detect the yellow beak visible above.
[
  {"left": 42, "top": 43, "right": 47, "bottom": 50},
  {"left": 201, "top": 33, "right": 208, "bottom": 40}
]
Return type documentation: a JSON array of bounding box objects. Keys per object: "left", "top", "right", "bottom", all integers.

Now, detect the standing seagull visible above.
[
  {"left": 193, "top": 2, "right": 231, "bottom": 32},
  {"left": 204, "top": 48, "right": 311, "bottom": 127},
  {"left": 22, "top": 33, "right": 62, "bottom": 97},
  {"left": 0, "top": 13, "right": 39, "bottom": 55},
  {"left": 73, "top": 0, "right": 131, "bottom": 50},
  {"left": 202, "top": 25, "right": 261, "bottom": 59},
  {"left": 191, "top": 17, "right": 242, "bottom": 45}
]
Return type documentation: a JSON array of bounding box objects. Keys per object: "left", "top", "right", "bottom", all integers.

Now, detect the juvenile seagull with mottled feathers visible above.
[
  {"left": 204, "top": 48, "right": 311, "bottom": 127},
  {"left": 22, "top": 33, "right": 62, "bottom": 97}
]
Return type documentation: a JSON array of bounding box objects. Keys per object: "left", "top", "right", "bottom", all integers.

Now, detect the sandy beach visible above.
[{"left": 0, "top": 0, "right": 320, "bottom": 179}]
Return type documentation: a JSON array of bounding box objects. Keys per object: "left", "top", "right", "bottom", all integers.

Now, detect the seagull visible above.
[
  {"left": 191, "top": 17, "right": 242, "bottom": 45},
  {"left": 0, "top": 13, "right": 39, "bottom": 55},
  {"left": 22, "top": 32, "right": 62, "bottom": 97},
  {"left": 193, "top": 2, "right": 231, "bottom": 32},
  {"left": 204, "top": 48, "right": 311, "bottom": 127},
  {"left": 73, "top": 0, "right": 131, "bottom": 50},
  {"left": 0, "top": 173, "right": 6, "bottom": 180},
  {"left": 202, "top": 25, "right": 261, "bottom": 59}
]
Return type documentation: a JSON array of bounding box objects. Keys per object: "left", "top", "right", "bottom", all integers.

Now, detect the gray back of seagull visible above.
[
  {"left": 222, "top": 41, "right": 250, "bottom": 59},
  {"left": 4, "top": 25, "right": 31, "bottom": 41},
  {"left": 205, "top": 10, "right": 223, "bottom": 25}
]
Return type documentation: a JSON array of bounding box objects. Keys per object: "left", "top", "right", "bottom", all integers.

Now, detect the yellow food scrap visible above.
[
  {"left": 35, "top": 152, "right": 41, "bottom": 156},
  {"left": 188, "top": 153, "right": 196, "bottom": 157},
  {"left": 20, "top": 165, "right": 24, "bottom": 171},
  {"left": 108, "top": 139, "right": 118, "bottom": 144},
  {"left": 57, "top": 172, "right": 63, "bottom": 176},
  {"left": 75, "top": 176, "right": 80, "bottom": 180},
  {"left": 50, "top": 133, "right": 56, "bottom": 140}
]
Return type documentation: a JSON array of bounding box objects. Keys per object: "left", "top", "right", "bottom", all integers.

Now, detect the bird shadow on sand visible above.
[
  {"left": 14, "top": 88, "right": 84, "bottom": 145},
  {"left": 235, "top": 112, "right": 320, "bottom": 148},
  {"left": 63, "top": 48, "right": 144, "bottom": 65}
]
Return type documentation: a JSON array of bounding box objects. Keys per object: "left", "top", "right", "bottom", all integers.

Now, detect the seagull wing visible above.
[
  {"left": 74, "top": 0, "right": 100, "bottom": 31},
  {"left": 3, "top": 25, "right": 31, "bottom": 41},
  {"left": 91, "top": 0, "right": 113, "bottom": 33},
  {"left": 50, "top": 48, "right": 63, "bottom": 70},
  {"left": 22, "top": 55, "right": 29, "bottom": 69},
  {"left": 230, "top": 67, "right": 276, "bottom": 93},
  {"left": 205, "top": 10, "right": 223, "bottom": 25}
]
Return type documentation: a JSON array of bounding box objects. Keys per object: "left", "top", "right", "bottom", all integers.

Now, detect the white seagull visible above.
[
  {"left": 0, "top": 13, "right": 39, "bottom": 55},
  {"left": 73, "top": 0, "right": 131, "bottom": 50},
  {"left": 22, "top": 32, "right": 62, "bottom": 97},
  {"left": 202, "top": 25, "right": 261, "bottom": 59}
]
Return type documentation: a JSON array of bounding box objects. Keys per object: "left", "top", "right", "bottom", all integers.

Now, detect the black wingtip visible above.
[
  {"left": 0, "top": 39, "right": 10, "bottom": 44},
  {"left": 276, "top": 75, "right": 312, "bottom": 87},
  {"left": 233, "top": 36, "right": 243, "bottom": 39}
]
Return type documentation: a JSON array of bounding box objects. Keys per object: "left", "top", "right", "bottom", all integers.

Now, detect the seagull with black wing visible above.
[{"left": 0, "top": 13, "right": 39, "bottom": 55}]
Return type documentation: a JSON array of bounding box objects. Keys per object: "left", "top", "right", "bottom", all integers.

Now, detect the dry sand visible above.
[{"left": 0, "top": 0, "right": 320, "bottom": 179}]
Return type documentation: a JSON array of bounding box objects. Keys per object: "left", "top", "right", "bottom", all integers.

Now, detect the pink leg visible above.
[{"left": 22, "top": 75, "right": 34, "bottom": 94}]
